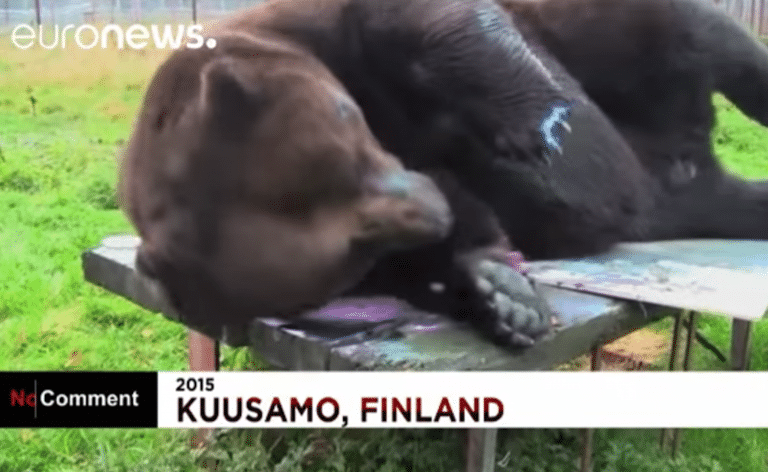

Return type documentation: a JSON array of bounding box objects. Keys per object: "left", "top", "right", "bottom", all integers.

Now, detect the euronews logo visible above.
[{"left": 11, "top": 23, "right": 218, "bottom": 50}]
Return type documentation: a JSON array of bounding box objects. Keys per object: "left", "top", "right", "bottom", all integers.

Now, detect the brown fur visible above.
[
  {"left": 121, "top": 0, "right": 768, "bottom": 343},
  {"left": 119, "top": 30, "right": 452, "bottom": 325}
]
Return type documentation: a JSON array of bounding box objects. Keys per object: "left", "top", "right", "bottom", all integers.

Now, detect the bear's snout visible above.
[{"left": 356, "top": 169, "right": 454, "bottom": 249}]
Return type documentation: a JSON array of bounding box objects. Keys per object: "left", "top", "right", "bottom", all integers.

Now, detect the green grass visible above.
[
  {"left": 713, "top": 93, "right": 768, "bottom": 180},
  {"left": 0, "top": 44, "right": 186, "bottom": 372},
  {"left": 2, "top": 39, "right": 768, "bottom": 471},
  {"left": 0, "top": 42, "right": 265, "bottom": 471}
]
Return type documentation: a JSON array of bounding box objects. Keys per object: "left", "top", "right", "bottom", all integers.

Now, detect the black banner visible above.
[{"left": 0, "top": 372, "right": 157, "bottom": 427}]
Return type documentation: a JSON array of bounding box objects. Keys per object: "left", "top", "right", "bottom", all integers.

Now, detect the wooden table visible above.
[{"left": 81, "top": 235, "right": 764, "bottom": 471}]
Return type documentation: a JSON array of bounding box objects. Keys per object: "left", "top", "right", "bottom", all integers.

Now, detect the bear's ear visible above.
[{"left": 199, "top": 58, "right": 262, "bottom": 136}]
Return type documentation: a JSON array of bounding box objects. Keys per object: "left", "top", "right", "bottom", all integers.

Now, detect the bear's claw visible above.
[{"left": 470, "top": 257, "right": 555, "bottom": 347}]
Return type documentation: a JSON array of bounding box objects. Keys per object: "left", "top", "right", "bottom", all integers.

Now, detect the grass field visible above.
[{"left": 2, "top": 38, "right": 768, "bottom": 471}]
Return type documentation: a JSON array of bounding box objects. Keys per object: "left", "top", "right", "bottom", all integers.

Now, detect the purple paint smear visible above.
[{"left": 304, "top": 297, "right": 405, "bottom": 323}]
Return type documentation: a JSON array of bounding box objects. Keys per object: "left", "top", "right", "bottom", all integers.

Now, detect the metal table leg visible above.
[
  {"left": 731, "top": 319, "right": 752, "bottom": 371},
  {"left": 661, "top": 311, "right": 696, "bottom": 457},
  {"left": 580, "top": 346, "right": 601, "bottom": 472},
  {"left": 466, "top": 429, "right": 498, "bottom": 472}
]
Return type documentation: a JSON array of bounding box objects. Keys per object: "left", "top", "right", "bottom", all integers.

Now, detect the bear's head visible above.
[{"left": 119, "top": 33, "right": 453, "bottom": 326}]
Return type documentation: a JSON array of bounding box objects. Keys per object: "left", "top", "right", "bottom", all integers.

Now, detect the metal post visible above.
[
  {"left": 680, "top": 312, "right": 697, "bottom": 372},
  {"left": 731, "top": 319, "right": 752, "bottom": 371},
  {"left": 670, "top": 312, "right": 698, "bottom": 457},
  {"left": 580, "top": 346, "right": 601, "bottom": 472},
  {"left": 660, "top": 311, "right": 685, "bottom": 450},
  {"left": 465, "top": 429, "right": 498, "bottom": 472},
  {"left": 668, "top": 312, "right": 684, "bottom": 371}
]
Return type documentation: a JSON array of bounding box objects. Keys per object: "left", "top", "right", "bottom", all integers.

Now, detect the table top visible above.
[
  {"left": 82, "top": 235, "right": 673, "bottom": 370},
  {"left": 527, "top": 239, "right": 768, "bottom": 321}
]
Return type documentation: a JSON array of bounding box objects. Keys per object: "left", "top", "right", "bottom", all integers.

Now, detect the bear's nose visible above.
[{"left": 371, "top": 169, "right": 454, "bottom": 239}]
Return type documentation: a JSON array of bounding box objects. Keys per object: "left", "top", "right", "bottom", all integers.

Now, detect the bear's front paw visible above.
[{"left": 470, "top": 257, "right": 555, "bottom": 347}]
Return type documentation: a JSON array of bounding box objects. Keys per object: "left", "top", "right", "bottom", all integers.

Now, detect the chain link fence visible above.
[
  {"left": 718, "top": 0, "right": 768, "bottom": 36},
  {"left": 1, "top": 0, "right": 259, "bottom": 27},
  {"left": 1, "top": 0, "right": 767, "bottom": 37}
]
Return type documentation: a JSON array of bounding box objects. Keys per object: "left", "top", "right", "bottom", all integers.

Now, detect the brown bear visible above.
[
  {"left": 119, "top": 32, "right": 457, "bottom": 330},
  {"left": 121, "top": 0, "right": 557, "bottom": 346},
  {"left": 498, "top": 0, "right": 768, "bottom": 254},
  {"left": 121, "top": 0, "right": 768, "bottom": 347}
]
